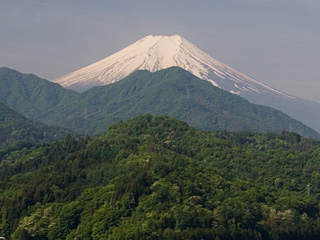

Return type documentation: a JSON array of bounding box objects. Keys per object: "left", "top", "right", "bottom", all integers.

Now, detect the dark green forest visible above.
[{"left": 1, "top": 115, "right": 320, "bottom": 239}]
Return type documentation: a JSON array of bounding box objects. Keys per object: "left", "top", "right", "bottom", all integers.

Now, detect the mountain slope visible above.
[
  {"left": 1, "top": 115, "right": 320, "bottom": 239},
  {"left": 242, "top": 91, "right": 320, "bottom": 136},
  {"left": 49, "top": 67, "right": 320, "bottom": 138},
  {"left": 0, "top": 67, "right": 78, "bottom": 120},
  {"left": 52, "top": 35, "right": 320, "bottom": 134},
  {"left": 0, "top": 101, "right": 72, "bottom": 148}
]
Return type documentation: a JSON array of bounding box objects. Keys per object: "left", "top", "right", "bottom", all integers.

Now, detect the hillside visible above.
[
  {"left": 47, "top": 67, "right": 320, "bottom": 138},
  {"left": 1, "top": 67, "right": 319, "bottom": 139},
  {"left": 0, "top": 67, "right": 78, "bottom": 119},
  {"left": 1, "top": 115, "right": 320, "bottom": 239},
  {"left": 0, "top": 101, "right": 73, "bottom": 148}
]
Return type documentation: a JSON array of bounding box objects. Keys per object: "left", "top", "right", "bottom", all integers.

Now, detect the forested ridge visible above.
[
  {"left": 1, "top": 67, "right": 319, "bottom": 139},
  {"left": 1, "top": 115, "right": 320, "bottom": 239}
]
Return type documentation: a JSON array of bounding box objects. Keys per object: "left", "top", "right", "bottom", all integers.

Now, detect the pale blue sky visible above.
[{"left": 1, "top": 0, "right": 320, "bottom": 103}]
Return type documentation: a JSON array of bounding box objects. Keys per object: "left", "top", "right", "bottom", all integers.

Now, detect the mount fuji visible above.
[
  {"left": 54, "top": 35, "right": 288, "bottom": 96},
  {"left": 53, "top": 35, "right": 320, "bottom": 133}
]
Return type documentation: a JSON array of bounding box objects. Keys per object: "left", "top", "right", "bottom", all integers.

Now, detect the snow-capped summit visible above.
[{"left": 53, "top": 34, "right": 290, "bottom": 98}]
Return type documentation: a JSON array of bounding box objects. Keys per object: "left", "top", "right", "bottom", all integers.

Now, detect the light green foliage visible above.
[{"left": 1, "top": 115, "right": 320, "bottom": 239}]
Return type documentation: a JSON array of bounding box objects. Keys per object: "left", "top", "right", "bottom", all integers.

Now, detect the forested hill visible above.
[
  {"left": 0, "top": 67, "right": 78, "bottom": 119},
  {"left": 0, "top": 101, "right": 73, "bottom": 148},
  {"left": 1, "top": 115, "right": 320, "bottom": 239}
]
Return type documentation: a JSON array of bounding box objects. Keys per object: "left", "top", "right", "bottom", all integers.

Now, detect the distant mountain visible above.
[
  {"left": 53, "top": 35, "right": 289, "bottom": 97},
  {"left": 0, "top": 101, "right": 72, "bottom": 148},
  {"left": 7, "top": 67, "right": 317, "bottom": 138},
  {"left": 52, "top": 35, "right": 320, "bottom": 134}
]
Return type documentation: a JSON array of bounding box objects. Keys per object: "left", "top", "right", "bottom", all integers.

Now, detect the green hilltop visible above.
[{"left": 0, "top": 67, "right": 78, "bottom": 119}]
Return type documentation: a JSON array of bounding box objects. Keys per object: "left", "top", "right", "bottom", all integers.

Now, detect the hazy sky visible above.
[{"left": 1, "top": 0, "right": 320, "bottom": 103}]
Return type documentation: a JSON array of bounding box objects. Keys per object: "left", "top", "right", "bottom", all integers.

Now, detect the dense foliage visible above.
[
  {"left": 0, "top": 101, "right": 73, "bottom": 148},
  {"left": 1, "top": 115, "right": 320, "bottom": 239},
  {"left": 1, "top": 67, "right": 319, "bottom": 138}
]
